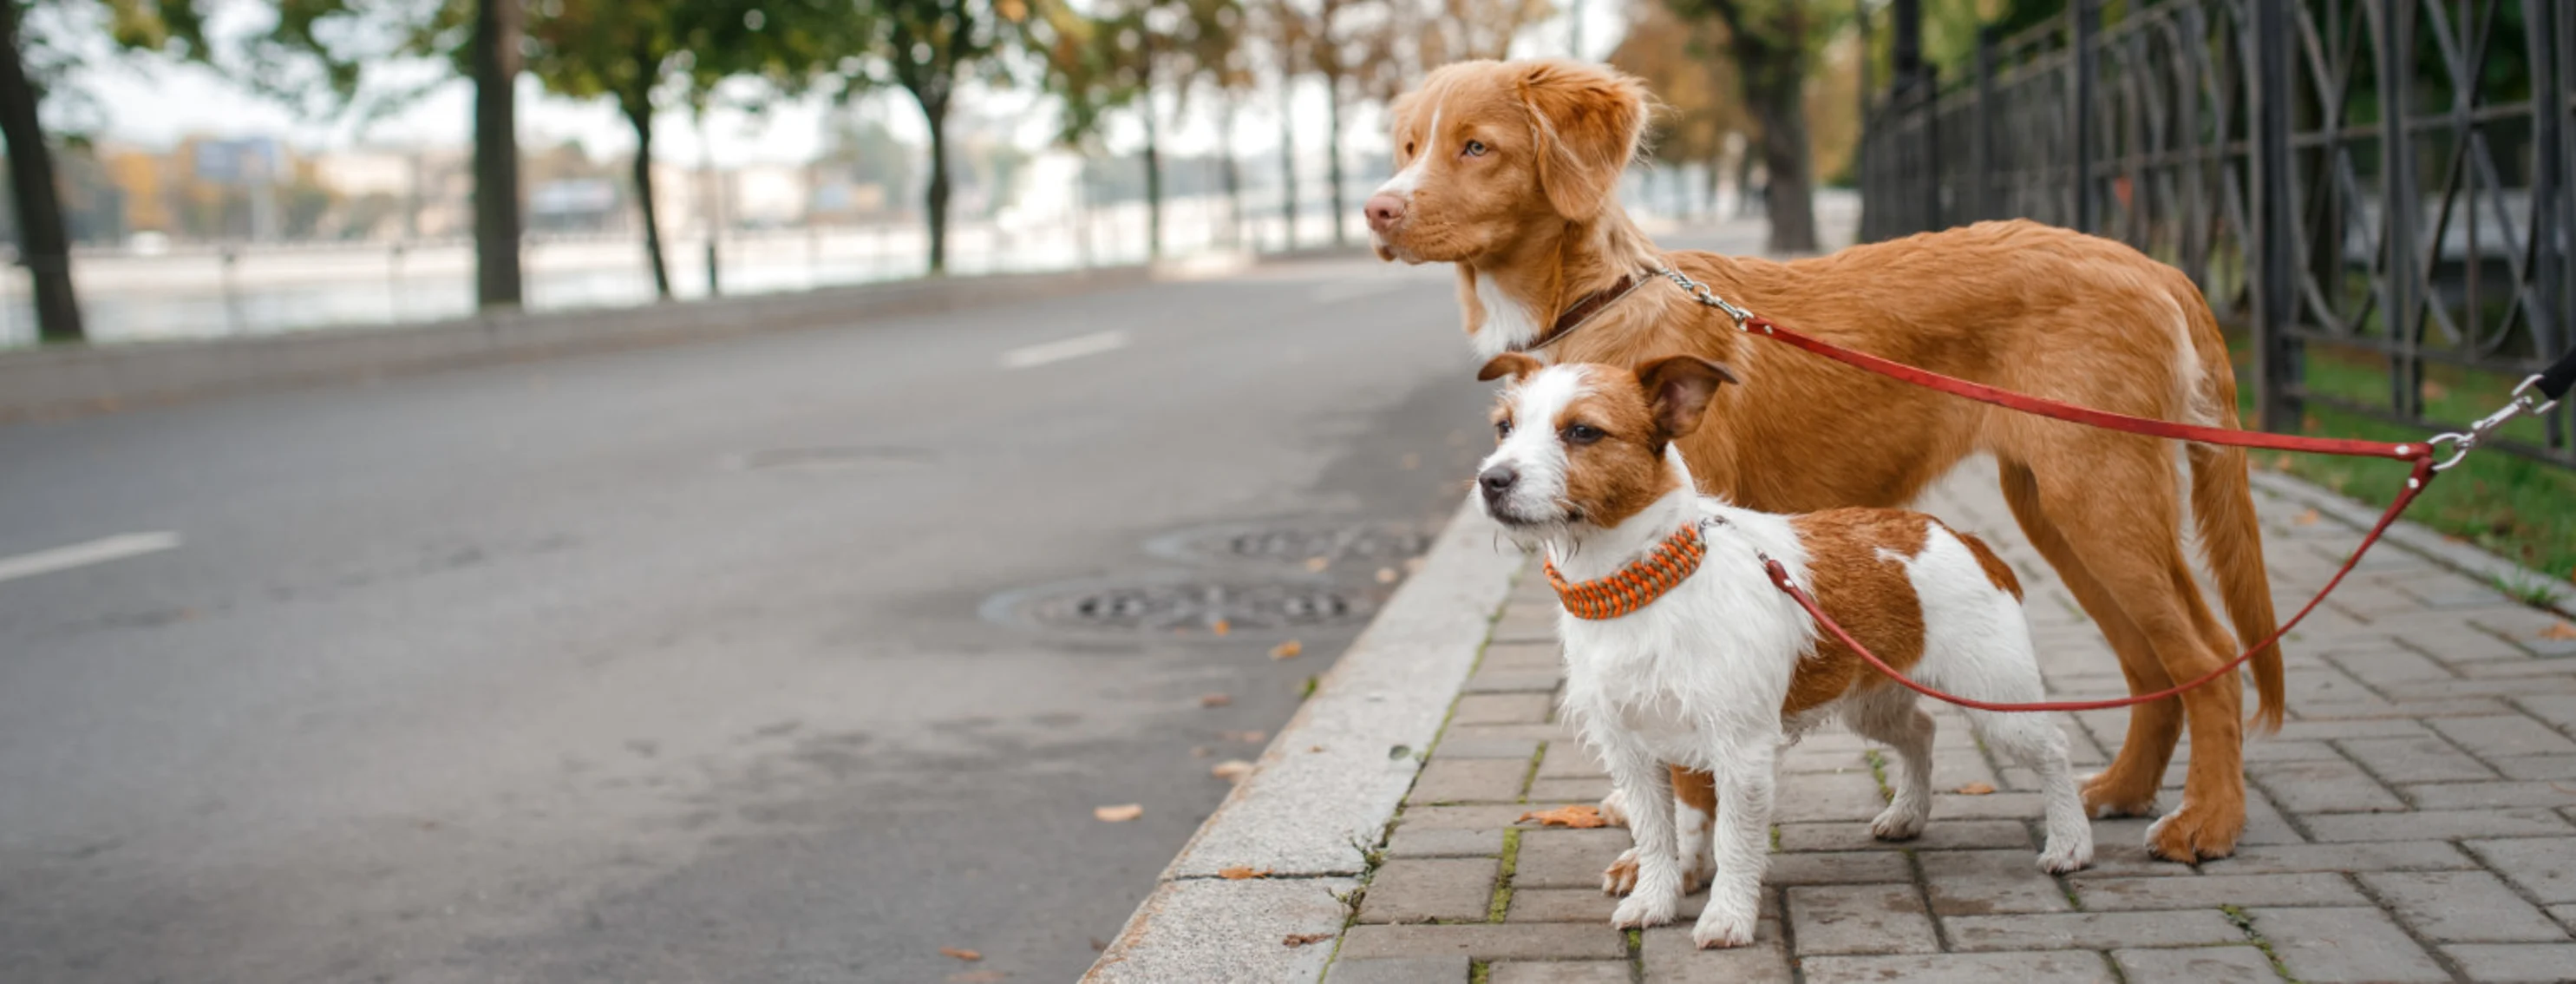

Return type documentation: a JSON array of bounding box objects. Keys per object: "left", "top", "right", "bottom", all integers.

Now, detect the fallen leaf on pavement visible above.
[
  {"left": 1403, "top": 556, "right": 1426, "bottom": 574},
  {"left": 2292, "top": 508, "right": 2320, "bottom": 527},
  {"left": 939, "top": 947, "right": 982, "bottom": 961},
  {"left": 1518, "top": 804, "right": 1609, "bottom": 829},
  {"left": 1955, "top": 782, "right": 1997, "bottom": 796},
  {"left": 2542, "top": 622, "right": 2576, "bottom": 640},
  {"left": 1270, "top": 640, "right": 1303, "bottom": 659},
  {"left": 1304, "top": 556, "right": 1329, "bottom": 573},
  {"left": 1200, "top": 692, "right": 1232, "bottom": 707},
  {"left": 1211, "top": 619, "right": 1232, "bottom": 636},
  {"left": 1222, "top": 730, "right": 1267, "bottom": 744},
  {"left": 1094, "top": 804, "right": 1143, "bottom": 823},
  {"left": 1211, "top": 759, "right": 1255, "bottom": 781},
  {"left": 1283, "top": 933, "right": 1333, "bottom": 948},
  {"left": 1376, "top": 567, "right": 1398, "bottom": 584},
  {"left": 1218, "top": 866, "right": 1272, "bottom": 880}
]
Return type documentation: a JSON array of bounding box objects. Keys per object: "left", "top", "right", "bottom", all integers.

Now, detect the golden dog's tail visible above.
[{"left": 2179, "top": 286, "right": 2286, "bottom": 731}]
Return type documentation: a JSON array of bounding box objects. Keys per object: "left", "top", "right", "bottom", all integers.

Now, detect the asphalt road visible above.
[{"left": 0, "top": 254, "right": 1495, "bottom": 983}]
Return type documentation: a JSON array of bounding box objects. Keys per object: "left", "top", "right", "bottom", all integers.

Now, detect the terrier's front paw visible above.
[
  {"left": 1610, "top": 889, "right": 1679, "bottom": 929},
  {"left": 1869, "top": 802, "right": 1927, "bottom": 841},
  {"left": 2037, "top": 836, "right": 2095, "bottom": 875},
  {"left": 1597, "top": 789, "right": 1631, "bottom": 828},
  {"left": 1602, "top": 849, "right": 1639, "bottom": 896},
  {"left": 1690, "top": 909, "right": 1758, "bottom": 949}
]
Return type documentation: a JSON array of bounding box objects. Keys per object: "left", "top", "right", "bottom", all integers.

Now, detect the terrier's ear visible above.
[
  {"left": 1478, "top": 352, "right": 1544, "bottom": 383},
  {"left": 1636, "top": 356, "right": 1740, "bottom": 439}
]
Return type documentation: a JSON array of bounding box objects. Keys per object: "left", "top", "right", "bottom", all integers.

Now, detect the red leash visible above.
[{"left": 1645, "top": 266, "right": 2465, "bottom": 713}]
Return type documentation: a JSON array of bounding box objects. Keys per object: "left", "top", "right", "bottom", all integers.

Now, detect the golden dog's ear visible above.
[
  {"left": 1517, "top": 60, "right": 1649, "bottom": 221},
  {"left": 1478, "top": 352, "right": 1544, "bottom": 382},
  {"left": 1636, "top": 355, "right": 1738, "bottom": 438}
]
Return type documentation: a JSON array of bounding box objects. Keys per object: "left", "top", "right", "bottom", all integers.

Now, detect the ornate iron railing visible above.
[{"left": 1860, "top": 0, "right": 2573, "bottom": 468}]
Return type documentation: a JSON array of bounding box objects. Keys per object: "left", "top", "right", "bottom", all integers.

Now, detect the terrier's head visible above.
[{"left": 1472, "top": 354, "right": 1738, "bottom": 538}]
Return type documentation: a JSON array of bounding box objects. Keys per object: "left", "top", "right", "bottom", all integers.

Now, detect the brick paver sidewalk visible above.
[{"left": 1319, "top": 459, "right": 2576, "bottom": 983}]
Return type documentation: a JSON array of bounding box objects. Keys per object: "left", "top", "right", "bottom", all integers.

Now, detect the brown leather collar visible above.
[{"left": 1518, "top": 272, "right": 1648, "bottom": 353}]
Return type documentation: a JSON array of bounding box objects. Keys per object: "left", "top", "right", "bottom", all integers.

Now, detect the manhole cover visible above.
[
  {"left": 735, "top": 446, "right": 935, "bottom": 474},
  {"left": 982, "top": 574, "right": 1378, "bottom": 639},
  {"left": 1146, "top": 520, "right": 1435, "bottom": 570}
]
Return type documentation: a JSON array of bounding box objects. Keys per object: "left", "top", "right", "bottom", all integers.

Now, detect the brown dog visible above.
[{"left": 1367, "top": 59, "right": 2281, "bottom": 863}]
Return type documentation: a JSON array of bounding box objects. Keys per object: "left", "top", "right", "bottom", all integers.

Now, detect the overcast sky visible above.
[{"left": 49, "top": 0, "right": 1624, "bottom": 168}]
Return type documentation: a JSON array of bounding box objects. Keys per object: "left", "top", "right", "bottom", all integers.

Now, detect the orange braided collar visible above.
[{"left": 1546, "top": 522, "right": 1706, "bottom": 620}]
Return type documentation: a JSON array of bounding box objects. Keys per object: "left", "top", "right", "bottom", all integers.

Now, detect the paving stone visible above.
[
  {"left": 1385, "top": 826, "right": 1501, "bottom": 858},
  {"left": 1492, "top": 961, "right": 1631, "bottom": 984},
  {"left": 1772, "top": 770, "right": 1889, "bottom": 823},
  {"left": 1323, "top": 955, "right": 1468, "bottom": 984},
  {"left": 2492, "top": 755, "right": 2576, "bottom": 780},
  {"left": 1924, "top": 790, "right": 2055, "bottom": 822},
  {"left": 2303, "top": 807, "right": 2570, "bottom": 842},
  {"left": 2439, "top": 943, "right": 2576, "bottom": 984},
  {"left": 1525, "top": 777, "right": 1612, "bottom": 803},
  {"left": 2271, "top": 718, "right": 2435, "bottom": 741},
  {"left": 1638, "top": 923, "right": 1793, "bottom": 983},
  {"left": 1764, "top": 850, "right": 1912, "bottom": 886},
  {"left": 2246, "top": 758, "right": 2405, "bottom": 812},
  {"left": 1409, "top": 758, "right": 1533, "bottom": 804},
  {"left": 1507, "top": 887, "right": 1775, "bottom": 924},
  {"left": 1451, "top": 693, "right": 1554, "bottom": 726},
  {"left": 2238, "top": 785, "right": 2308, "bottom": 845},
  {"left": 1476, "top": 642, "right": 1561, "bottom": 672},
  {"left": 1917, "top": 849, "right": 2074, "bottom": 915},
  {"left": 1943, "top": 910, "right": 2243, "bottom": 951},
  {"left": 1799, "top": 951, "right": 2115, "bottom": 984},
  {"left": 2336, "top": 734, "right": 2499, "bottom": 783},
  {"left": 2109, "top": 945, "right": 2281, "bottom": 984},
  {"left": 2553, "top": 904, "right": 2576, "bottom": 933},
  {"left": 2075, "top": 872, "right": 2364, "bottom": 910},
  {"left": 2517, "top": 695, "right": 2576, "bottom": 730},
  {"left": 1433, "top": 737, "right": 1542, "bottom": 759},
  {"left": 2246, "top": 906, "right": 2449, "bottom": 983},
  {"left": 1774, "top": 819, "right": 2031, "bottom": 854},
  {"left": 1535, "top": 741, "right": 1606, "bottom": 778},
  {"left": 2402, "top": 779, "right": 2576, "bottom": 810},
  {"left": 1461, "top": 670, "right": 1562, "bottom": 694},
  {"left": 1785, "top": 883, "right": 1939, "bottom": 955},
  {"left": 2326, "top": 646, "right": 2456, "bottom": 685},
  {"left": 2242, "top": 739, "right": 2344, "bottom": 762},
  {"left": 1507, "top": 829, "right": 1631, "bottom": 889},
  {"left": 2357, "top": 869, "right": 2567, "bottom": 942},
  {"left": 1442, "top": 723, "right": 1581, "bottom": 744},
  {"left": 2465, "top": 838, "right": 2576, "bottom": 904},
  {"left": 1335, "top": 922, "right": 1628, "bottom": 961},
  {"left": 1357, "top": 858, "right": 1500, "bottom": 924},
  {"left": 2429, "top": 714, "right": 2576, "bottom": 758},
  {"left": 2197, "top": 840, "right": 2475, "bottom": 875},
  {"left": 1406, "top": 804, "right": 1557, "bottom": 829}
]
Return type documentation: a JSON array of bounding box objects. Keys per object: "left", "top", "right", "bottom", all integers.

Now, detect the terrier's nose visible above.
[
  {"left": 1364, "top": 194, "right": 1407, "bottom": 233},
  {"left": 1478, "top": 463, "right": 1519, "bottom": 499}
]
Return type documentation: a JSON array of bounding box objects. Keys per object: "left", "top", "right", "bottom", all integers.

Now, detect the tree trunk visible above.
[
  {"left": 1219, "top": 99, "right": 1245, "bottom": 247},
  {"left": 1704, "top": 154, "right": 1723, "bottom": 220},
  {"left": 1324, "top": 71, "right": 1347, "bottom": 246},
  {"left": 623, "top": 99, "right": 672, "bottom": 298},
  {"left": 472, "top": 0, "right": 525, "bottom": 308},
  {"left": 919, "top": 90, "right": 951, "bottom": 275},
  {"left": 0, "top": 1, "right": 82, "bottom": 342},
  {"left": 1277, "top": 77, "right": 1298, "bottom": 249},
  {"left": 1141, "top": 84, "right": 1163, "bottom": 259},
  {"left": 1736, "top": 37, "right": 1816, "bottom": 253}
]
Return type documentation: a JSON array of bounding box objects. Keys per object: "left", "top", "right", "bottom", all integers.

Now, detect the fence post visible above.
[
  {"left": 2252, "top": 0, "right": 2303, "bottom": 431},
  {"left": 1973, "top": 25, "right": 1997, "bottom": 223},
  {"left": 2071, "top": 0, "right": 2098, "bottom": 233},
  {"left": 2376, "top": 0, "right": 2422, "bottom": 421},
  {"left": 2527, "top": 0, "right": 2570, "bottom": 430}
]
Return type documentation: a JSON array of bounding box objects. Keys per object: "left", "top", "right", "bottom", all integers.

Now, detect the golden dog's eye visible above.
[
  {"left": 1563, "top": 423, "right": 1603, "bottom": 444},
  {"left": 1495, "top": 419, "right": 1514, "bottom": 439},
  {"left": 1463, "top": 140, "right": 1489, "bottom": 157}
]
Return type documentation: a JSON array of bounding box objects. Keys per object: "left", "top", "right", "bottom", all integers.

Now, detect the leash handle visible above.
[
  {"left": 1762, "top": 459, "right": 2438, "bottom": 713},
  {"left": 2536, "top": 345, "right": 2576, "bottom": 403}
]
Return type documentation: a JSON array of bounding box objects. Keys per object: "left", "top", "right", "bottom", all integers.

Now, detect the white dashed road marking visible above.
[
  {"left": 1000, "top": 330, "right": 1131, "bottom": 370},
  {"left": 0, "top": 532, "right": 183, "bottom": 586}
]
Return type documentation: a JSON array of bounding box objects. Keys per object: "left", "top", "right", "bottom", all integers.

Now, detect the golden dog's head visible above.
[{"left": 1364, "top": 60, "right": 1651, "bottom": 265}]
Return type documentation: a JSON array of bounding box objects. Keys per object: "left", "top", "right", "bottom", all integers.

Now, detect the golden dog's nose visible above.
[{"left": 1364, "top": 194, "right": 1406, "bottom": 233}]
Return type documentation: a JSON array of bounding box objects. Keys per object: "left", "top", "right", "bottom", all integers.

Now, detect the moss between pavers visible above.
[
  {"left": 2220, "top": 903, "right": 2307, "bottom": 984},
  {"left": 1485, "top": 829, "right": 1522, "bottom": 923}
]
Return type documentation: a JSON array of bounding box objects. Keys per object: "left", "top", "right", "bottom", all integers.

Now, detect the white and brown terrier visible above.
[{"left": 1474, "top": 353, "right": 2092, "bottom": 948}]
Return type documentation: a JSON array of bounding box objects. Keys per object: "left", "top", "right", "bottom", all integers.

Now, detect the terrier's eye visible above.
[
  {"left": 1495, "top": 419, "right": 1514, "bottom": 439},
  {"left": 1563, "top": 423, "right": 1604, "bottom": 445},
  {"left": 1463, "top": 140, "right": 1489, "bottom": 157},
  {"left": 1404, "top": 141, "right": 1415, "bottom": 157}
]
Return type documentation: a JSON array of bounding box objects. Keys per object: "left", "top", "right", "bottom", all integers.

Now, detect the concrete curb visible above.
[
  {"left": 1085, "top": 496, "right": 1522, "bottom": 983},
  {"left": 0, "top": 263, "right": 1177, "bottom": 423},
  {"left": 2249, "top": 470, "right": 2570, "bottom": 614}
]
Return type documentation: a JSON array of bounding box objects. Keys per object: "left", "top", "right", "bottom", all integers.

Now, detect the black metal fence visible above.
[{"left": 1860, "top": 0, "right": 2573, "bottom": 468}]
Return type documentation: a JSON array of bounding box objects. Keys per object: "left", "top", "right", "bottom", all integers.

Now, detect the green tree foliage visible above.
[
  {"left": 834, "top": 0, "right": 1009, "bottom": 274},
  {"left": 1023, "top": 0, "right": 1243, "bottom": 257}
]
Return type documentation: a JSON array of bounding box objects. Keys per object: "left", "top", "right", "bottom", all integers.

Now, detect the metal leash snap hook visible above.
[
  {"left": 2426, "top": 432, "right": 2473, "bottom": 471},
  {"left": 2432, "top": 377, "right": 2553, "bottom": 471}
]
